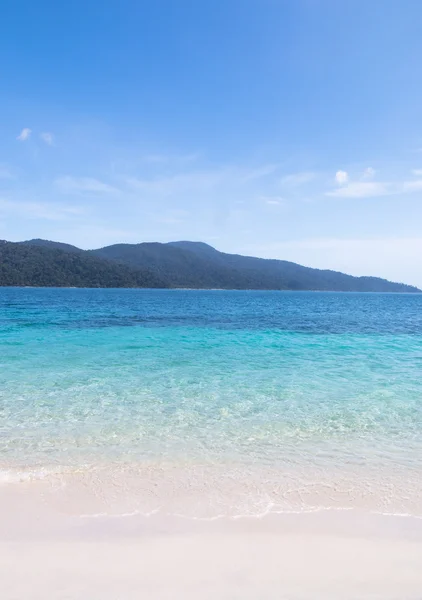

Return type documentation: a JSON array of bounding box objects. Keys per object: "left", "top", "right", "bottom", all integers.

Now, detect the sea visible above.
[{"left": 1, "top": 288, "right": 421, "bottom": 519}]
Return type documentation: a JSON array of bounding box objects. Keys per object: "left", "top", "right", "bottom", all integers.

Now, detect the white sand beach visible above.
[
  {"left": 1, "top": 482, "right": 422, "bottom": 600},
  {"left": 2, "top": 522, "right": 422, "bottom": 600}
]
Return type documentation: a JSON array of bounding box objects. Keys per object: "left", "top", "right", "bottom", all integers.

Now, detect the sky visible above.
[{"left": 1, "top": 0, "right": 422, "bottom": 286}]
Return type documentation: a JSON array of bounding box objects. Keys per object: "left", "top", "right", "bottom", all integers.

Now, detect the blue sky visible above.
[{"left": 1, "top": 0, "right": 422, "bottom": 286}]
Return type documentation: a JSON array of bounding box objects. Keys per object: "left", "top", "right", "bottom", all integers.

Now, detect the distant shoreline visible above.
[{"left": 1, "top": 285, "right": 421, "bottom": 293}]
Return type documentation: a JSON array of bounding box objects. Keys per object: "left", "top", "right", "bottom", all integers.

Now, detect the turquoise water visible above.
[{"left": 1, "top": 288, "right": 422, "bottom": 516}]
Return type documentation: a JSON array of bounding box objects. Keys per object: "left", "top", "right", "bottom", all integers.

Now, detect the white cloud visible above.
[
  {"left": 55, "top": 176, "right": 118, "bottom": 194},
  {"left": 362, "top": 167, "right": 375, "bottom": 180},
  {"left": 0, "top": 198, "right": 84, "bottom": 221},
  {"left": 335, "top": 170, "right": 349, "bottom": 185},
  {"left": 327, "top": 181, "right": 392, "bottom": 198},
  {"left": 40, "top": 132, "right": 54, "bottom": 146},
  {"left": 411, "top": 169, "right": 422, "bottom": 177},
  {"left": 280, "top": 171, "right": 315, "bottom": 186},
  {"left": 16, "top": 128, "right": 31, "bottom": 141}
]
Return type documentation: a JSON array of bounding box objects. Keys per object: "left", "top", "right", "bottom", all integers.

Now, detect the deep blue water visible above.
[{"left": 2, "top": 288, "right": 422, "bottom": 333}]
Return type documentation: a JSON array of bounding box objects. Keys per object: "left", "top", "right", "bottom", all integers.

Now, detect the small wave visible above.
[
  {"left": 372, "top": 510, "right": 422, "bottom": 520},
  {"left": 76, "top": 504, "right": 422, "bottom": 523},
  {"left": 79, "top": 507, "right": 161, "bottom": 519}
]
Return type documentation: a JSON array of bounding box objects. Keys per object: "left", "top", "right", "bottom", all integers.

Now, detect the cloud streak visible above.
[
  {"left": 280, "top": 171, "right": 315, "bottom": 186},
  {"left": 260, "top": 195, "right": 284, "bottom": 205},
  {"left": 55, "top": 176, "right": 118, "bottom": 194},
  {"left": 125, "top": 163, "right": 279, "bottom": 197}
]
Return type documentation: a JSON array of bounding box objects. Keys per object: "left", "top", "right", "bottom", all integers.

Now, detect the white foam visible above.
[
  {"left": 0, "top": 466, "right": 71, "bottom": 485},
  {"left": 0, "top": 469, "right": 42, "bottom": 484}
]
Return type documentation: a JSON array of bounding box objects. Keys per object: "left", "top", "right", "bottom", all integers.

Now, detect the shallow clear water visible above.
[{"left": 1, "top": 288, "right": 421, "bottom": 517}]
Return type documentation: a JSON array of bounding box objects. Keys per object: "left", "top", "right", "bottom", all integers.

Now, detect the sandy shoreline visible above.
[
  {"left": 1, "top": 457, "right": 421, "bottom": 600},
  {"left": 2, "top": 465, "right": 422, "bottom": 598},
  {"left": 2, "top": 496, "right": 422, "bottom": 599}
]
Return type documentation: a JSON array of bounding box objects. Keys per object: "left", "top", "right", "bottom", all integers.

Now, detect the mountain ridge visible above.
[{"left": 0, "top": 238, "right": 419, "bottom": 292}]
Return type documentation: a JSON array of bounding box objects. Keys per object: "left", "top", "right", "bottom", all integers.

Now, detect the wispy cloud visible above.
[
  {"left": 412, "top": 169, "right": 422, "bottom": 177},
  {"left": 0, "top": 164, "right": 15, "bottom": 180},
  {"left": 40, "top": 132, "right": 54, "bottom": 146},
  {"left": 242, "top": 164, "right": 279, "bottom": 182},
  {"left": 142, "top": 152, "right": 199, "bottom": 164},
  {"left": 280, "top": 171, "right": 315, "bottom": 186},
  {"left": 55, "top": 176, "right": 118, "bottom": 194},
  {"left": 0, "top": 198, "right": 84, "bottom": 221},
  {"left": 402, "top": 179, "right": 422, "bottom": 192},
  {"left": 125, "top": 164, "right": 278, "bottom": 196},
  {"left": 125, "top": 171, "right": 223, "bottom": 196},
  {"left": 362, "top": 167, "right": 375, "bottom": 180},
  {"left": 16, "top": 128, "right": 31, "bottom": 142}
]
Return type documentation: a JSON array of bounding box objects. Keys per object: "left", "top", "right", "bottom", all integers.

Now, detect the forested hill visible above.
[
  {"left": 0, "top": 241, "right": 164, "bottom": 288},
  {"left": 0, "top": 238, "right": 419, "bottom": 292},
  {"left": 91, "top": 240, "right": 420, "bottom": 292}
]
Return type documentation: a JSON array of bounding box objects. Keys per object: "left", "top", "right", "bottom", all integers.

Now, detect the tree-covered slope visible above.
[
  {"left": 91, "top": 242, "right": 257, "bottom": 289},
  {"left": 20, "top": 238, "right": 83, "bottom": 254},
  {"left": 0, "top": 241, "right": 164, "bottom": 288}
]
